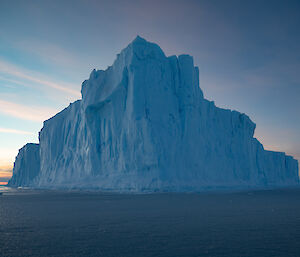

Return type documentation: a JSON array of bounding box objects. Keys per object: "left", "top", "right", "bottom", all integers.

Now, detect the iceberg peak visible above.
[
  {"left": 132, "top": 35, "right": 147, "bottom": 43},
  {"left": 124, "top": 35, "right": 166, "bottom": 61}
]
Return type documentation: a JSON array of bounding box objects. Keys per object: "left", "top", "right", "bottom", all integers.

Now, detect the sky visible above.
[{"left": 0, "top": 0, "right": 299, "bottom": 184}]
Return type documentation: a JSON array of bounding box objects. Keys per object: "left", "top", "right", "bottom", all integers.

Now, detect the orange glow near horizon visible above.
[
  {"left": 0, "top": 181, "right": 8, "bottom": 185},
  {"left": 0, "top": 164, "right": 13, "bottom": 183},
  {"left": 0, "top": 174, "right": 12, "bottom": 179}
]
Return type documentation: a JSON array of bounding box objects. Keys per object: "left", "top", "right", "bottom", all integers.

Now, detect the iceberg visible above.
[
  {"left": 8, "top": 36, "right": 299, "bottom": 191},
  {"left": 8, "top": 143, "right": 40, "bottom": 187}
]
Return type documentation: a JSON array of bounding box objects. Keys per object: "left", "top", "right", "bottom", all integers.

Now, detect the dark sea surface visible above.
[{"left": 1, "top": 186, "right": 300, "bottom": 257}]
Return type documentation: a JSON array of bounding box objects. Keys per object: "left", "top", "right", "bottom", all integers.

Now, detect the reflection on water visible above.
[
  {"left": 0, "top": 186, "right": 14, "bottom": 193},
  {"left": 1, "top": 188, "right": 300, "bottom": 257}
]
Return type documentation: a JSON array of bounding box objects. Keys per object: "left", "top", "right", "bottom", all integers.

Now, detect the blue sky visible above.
[{"left": 0, "top": 0, "right": 299, "bottom": 182}]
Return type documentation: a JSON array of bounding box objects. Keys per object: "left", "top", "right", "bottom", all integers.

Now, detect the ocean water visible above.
[{"left": 1, "top": 187, "right": 300, "bottom": 257}]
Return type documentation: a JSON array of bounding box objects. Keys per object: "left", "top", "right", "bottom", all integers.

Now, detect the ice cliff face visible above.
[
  {"left": 8, "top": 36, "right": 299, "bottom": 190},
  {"left": 8, "top": 143, "right": 40, "bottom": 187}
]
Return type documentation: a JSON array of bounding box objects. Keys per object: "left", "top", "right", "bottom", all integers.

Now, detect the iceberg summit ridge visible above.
[{"left": 8, "top": 36, "right": 299, "bottom": 191}]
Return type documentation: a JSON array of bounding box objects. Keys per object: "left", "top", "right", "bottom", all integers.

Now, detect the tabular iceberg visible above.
[{"left": 8, "top": 36, "right": 299, "bottom": 191}]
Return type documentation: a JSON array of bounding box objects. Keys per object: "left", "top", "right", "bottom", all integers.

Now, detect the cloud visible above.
[
  {"left": 0, "top": 170, "right": 12, "bottom": 177},
  {"left": 0, "top": 165, "right": 12, "bottom": 182},
  {"left": 0, "top": 74, "right": 36, "bottom": 89},
  {"left": 0, "top": 165, "right": 12, "bottom": 172},
  {"left": 0, "top": 149, "right": 18, "bottom": 162},
  {"left": 0, "top": 59, "right": 81, "bottom": 97},
  {"left": 16, "top": 40, "right": 85, "bottom": 71},
  {"left": 0, "top": 99, "right": 57, "bottom": 122},
  {"left": 0, "top": 127, "right": 34, "bottom": 135}
]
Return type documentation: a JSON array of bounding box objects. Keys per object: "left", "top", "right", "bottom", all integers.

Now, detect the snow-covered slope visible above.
[{"left": 8, "top": 36, "right": 299, "bottom": 190}]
